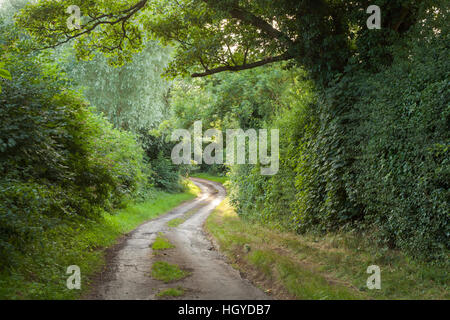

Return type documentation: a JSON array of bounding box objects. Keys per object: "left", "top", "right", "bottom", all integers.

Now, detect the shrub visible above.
[
  {"left": 228, "top": 10, "right": 449, "bottom": 260},
  {"left": 0, "top": 40, "right": 150, "bottom": 266}
]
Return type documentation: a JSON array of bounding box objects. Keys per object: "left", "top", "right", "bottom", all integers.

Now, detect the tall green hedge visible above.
[
  {"left": 0, "top": 42, "right": 149, "bottom": 267},
  {"left": 229, "top": 11, "right": 449, "bottom": 260}
]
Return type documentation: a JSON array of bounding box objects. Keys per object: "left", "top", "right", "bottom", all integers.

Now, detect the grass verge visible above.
[
  {"left": 205, "top": 199, "right": 449, "bottom": 300},
  {"left": 0, "top": 180, "right": 200, "bottom": 300},
  {"left": 151, "top": 261, "right": 190, "bottom": 283}
]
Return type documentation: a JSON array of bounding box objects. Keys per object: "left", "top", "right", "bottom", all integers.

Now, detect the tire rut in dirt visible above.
[{"left": 84, "top": 178, "right": 268, "bottom": 300}]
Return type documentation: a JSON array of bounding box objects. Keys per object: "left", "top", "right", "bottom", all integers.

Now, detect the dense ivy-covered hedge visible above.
[{"left": 229, "top": 12, "right": 449, "bottom": 260}]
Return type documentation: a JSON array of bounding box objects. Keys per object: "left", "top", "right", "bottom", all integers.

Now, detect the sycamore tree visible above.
[{"left": 16, "top": 0, "right": 438, "bottom": 83}]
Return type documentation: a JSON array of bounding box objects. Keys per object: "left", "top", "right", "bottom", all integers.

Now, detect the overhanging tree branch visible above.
[
  {"left": 191, "top": 51, "right": 294, "bottom": 77},
  {"left": 202, "top": 0, "right": 294, "bottom": 46},
  {"left": 37, "top": 0, "right": 148, "bottom": 50},
  {"left": 25, "top": 0, "right": 298, "bottom": 77}
]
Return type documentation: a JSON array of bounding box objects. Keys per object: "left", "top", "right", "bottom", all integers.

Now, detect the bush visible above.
[
  {"left": 228, "top": 10, "right": 449, "bottom": 260},
  {"left": 344, "top": 32, "right": 449, "bottom": 259},
  {"left": 0, "top": 41, "right": 150, "bottom": 266},
  {"left": 151, "top": 152, "right": 183, "bottom": 192}
]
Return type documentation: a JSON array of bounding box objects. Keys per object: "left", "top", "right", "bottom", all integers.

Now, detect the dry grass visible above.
[{"left": 205, "top": 199, "right": 449, "bottom": 300}]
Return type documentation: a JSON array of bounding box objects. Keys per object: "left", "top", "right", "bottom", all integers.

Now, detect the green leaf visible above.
[{"left": 0, "top": 68, "right": 12, "bottom": 81}]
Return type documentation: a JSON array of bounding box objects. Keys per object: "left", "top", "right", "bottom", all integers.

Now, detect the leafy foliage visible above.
[
  {"left": 169, "top": 3, "right": 449, "bottom": 260},
  {"left": 65, "top": 41, "right": 173, "bottom": 132},
  {"left": 16, "top": 0, "right": 439, "bottom": 82},
  {"left": 0, "top": 20, "right": 150, "bottom": 266},
  {"left": 227, "top": 7, "right": 449, "bottom": 260},
  {"left": 151, "top": 152, "right": 184, "bottom": 192},
  {"left": 1, "top": 0, "right": 447, "bottom": 277},
  {"left": 0, "top": 62, "right": 12, "bottom": 93}
]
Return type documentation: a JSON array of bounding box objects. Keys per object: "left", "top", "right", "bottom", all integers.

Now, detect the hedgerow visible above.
[
  {"left": 0, "top": 37, "right": 149, "bottom": 267},
  {"left": 228, "top": 8, "right": 449, "bottom": 260}
]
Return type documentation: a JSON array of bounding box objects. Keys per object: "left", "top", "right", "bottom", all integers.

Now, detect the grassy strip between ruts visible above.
[
  {"left": 167, "top": 208, "right": 201, "bottom": 228},
  {"left": 167, "top": 217, "right": 185, "bottom": 228},
  {"left": 0, "top": 180, "right": 200, "bottom": 300},
  {"left": 156, "top": 287, "right": 185, "bottom": 298},
  {"left": 205, "top": 198, "right": 449, "bottom": 300},
  {"left": 151, "top": 261, "right": 190, "bottom": 283},
  {"left": 152, "top": 233, "right": 175, "bottom": 252}
]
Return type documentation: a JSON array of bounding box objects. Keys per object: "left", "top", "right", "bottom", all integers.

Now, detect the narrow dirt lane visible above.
[{"left": 85, "top": 178, "right": 268, "bottom": 300}]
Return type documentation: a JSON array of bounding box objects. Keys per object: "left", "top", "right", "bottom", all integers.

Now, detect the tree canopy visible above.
[
  {"left": 16, "top": 0, "right": 437, "bottom": 81},
  {"left": 65, "top": 41, "right": 172, "bottom": 131}
]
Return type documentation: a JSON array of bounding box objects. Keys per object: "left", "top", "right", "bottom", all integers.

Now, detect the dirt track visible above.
[{"left": 84, "top": 178, "right": 269, "bottom": 300}]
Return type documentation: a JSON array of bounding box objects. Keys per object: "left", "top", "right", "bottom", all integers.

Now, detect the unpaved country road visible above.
[{"left": 84, "top": 178, "right": 269, "bottom": 300}]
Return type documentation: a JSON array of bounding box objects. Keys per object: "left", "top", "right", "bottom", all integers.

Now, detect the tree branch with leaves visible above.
[{"left": 16, "top": 0, "right": 431, "bottom": 81}]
